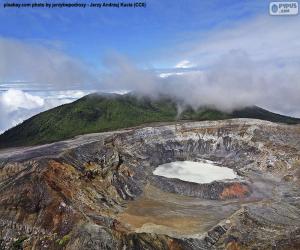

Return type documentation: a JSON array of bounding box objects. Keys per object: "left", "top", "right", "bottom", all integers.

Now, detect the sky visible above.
[{"left": 0, "top": 0, "right": 300, "bottom": 133}]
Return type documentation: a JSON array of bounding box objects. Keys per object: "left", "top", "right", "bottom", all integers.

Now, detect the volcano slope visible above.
[
  {"left": 1, "top": 93, "right": 299, "bottom": 149},
  {"left": 0, "top": 119, "right": 300, "bottom": 249}
]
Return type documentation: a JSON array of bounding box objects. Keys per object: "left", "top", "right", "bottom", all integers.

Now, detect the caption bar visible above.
[{"left": 3, "top": 2, "right": 147, "bottom": 8}]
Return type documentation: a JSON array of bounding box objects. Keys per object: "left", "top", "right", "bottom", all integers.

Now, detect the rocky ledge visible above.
[{"left": 0, "top": 119, "right": 300, "bottom": 249}]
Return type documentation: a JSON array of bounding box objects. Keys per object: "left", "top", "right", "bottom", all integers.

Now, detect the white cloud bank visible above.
[
  {"left": 100, "top": 49, "right": 300, "bottom": 117},
  {"left": 0, "top": 36, "right": 97, "bottom": 133},
  {"left": 1, "top": 88, "right": 44, "bottom": 111},
  {"left": 0, "top": 89, "right": 43, "bottom": 133},
  {"left": 0, "top": 89, "right": 88, "bottom": 133},
  {"left": 100, "top": 15, "right": 300, "bottom": 117},
  {"left": 1, "top": 15, "right": 300, "bottom": 134}
]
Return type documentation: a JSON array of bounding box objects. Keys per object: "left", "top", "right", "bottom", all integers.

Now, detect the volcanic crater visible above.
[{"left": 0, "top": 119, "right": 300, "bottom": 249}]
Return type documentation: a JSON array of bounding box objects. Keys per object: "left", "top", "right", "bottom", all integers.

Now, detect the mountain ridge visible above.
[{"left": 0, "top": 92, "right": 299, "bottom": 148}]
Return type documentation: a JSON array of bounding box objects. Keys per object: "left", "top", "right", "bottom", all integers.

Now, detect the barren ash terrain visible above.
[{"left": 0, "top": 119, "right": 300, "bottom": 249}]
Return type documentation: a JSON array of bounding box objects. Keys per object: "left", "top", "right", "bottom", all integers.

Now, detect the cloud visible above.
[
  {"left": 0, "top": 89, "right": 43, "bottom": 133},
  {"left": 0, "top": 37, "right": 98, "bottom": 132},
  {"left": 0, "top": 89, "right": 89, "bottom": 133},
  {"left": 1, "top": 13, "right": 300, "bottom": 133},
  {"left": 159, "top": 72, "right": 184, "bottom": 78},
  {"left": 174, "top": 60, "right": 195, "bottom": 69},
  {"left": 181, "top": 15, "right": 300, "bottom": 68},
  {"left": 173, "top": 15, "right": 300, "bottom": 117},
  {"left": 97, "top": 15, "right": 300, "bottom": 118},
  {"left": 0, "top": 37, "right": 96, "bottom": 87},
  {"left": 99, "top": 47, "right": 300, "bottom": 117},
  {"left": 1, "top": 88, "right": 44, "bottom": 112}
]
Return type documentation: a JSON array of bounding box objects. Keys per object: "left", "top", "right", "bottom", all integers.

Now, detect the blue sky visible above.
[
  {"left": 0, "top": 0, "right": 300, "bottom": 132},
  {"left": 0, "top": 0, "right": 266, "bottom": 67}
]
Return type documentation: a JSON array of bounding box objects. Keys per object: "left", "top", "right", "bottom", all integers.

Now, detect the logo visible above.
[{"left": 269, "top": 1, "right": 298, "bottom": 15}]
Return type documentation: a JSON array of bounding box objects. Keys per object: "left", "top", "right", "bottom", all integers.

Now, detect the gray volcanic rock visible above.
[{"left": 0, "top": 119, "right": 300, "bottom": 249}]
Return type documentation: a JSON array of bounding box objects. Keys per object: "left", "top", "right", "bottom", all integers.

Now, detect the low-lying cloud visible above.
[
  {"left": 1, "top": 14, "right": 300, "bottom": 134},
  {"left": 99, "top": 15, "right": 300, "bottom": 117},
  {"left": 0, "top": 89, "right": 88, "bottom": 133},
  {"left": 100, "top": 50, "right": 300, "bottom": 116}
]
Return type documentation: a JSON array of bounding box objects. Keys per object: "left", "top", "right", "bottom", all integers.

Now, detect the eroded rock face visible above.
[{"left": 0, "top": 119, "right": 300, "bottom": 249}]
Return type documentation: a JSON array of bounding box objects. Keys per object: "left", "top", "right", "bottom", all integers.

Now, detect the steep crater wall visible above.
[{"left": 0, "top": 119, "right": 299, "bottom": 249}]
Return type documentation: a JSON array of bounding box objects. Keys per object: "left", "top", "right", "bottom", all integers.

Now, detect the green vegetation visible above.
[
  {"left": 0, "top": 93, "right": 299, "bottom": 148},
  {"left": 56, "top": 234, "right": 71, "bottom": 247},
  {"left": 12, "top": 236, "right": 28, "bottom": 250}
]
